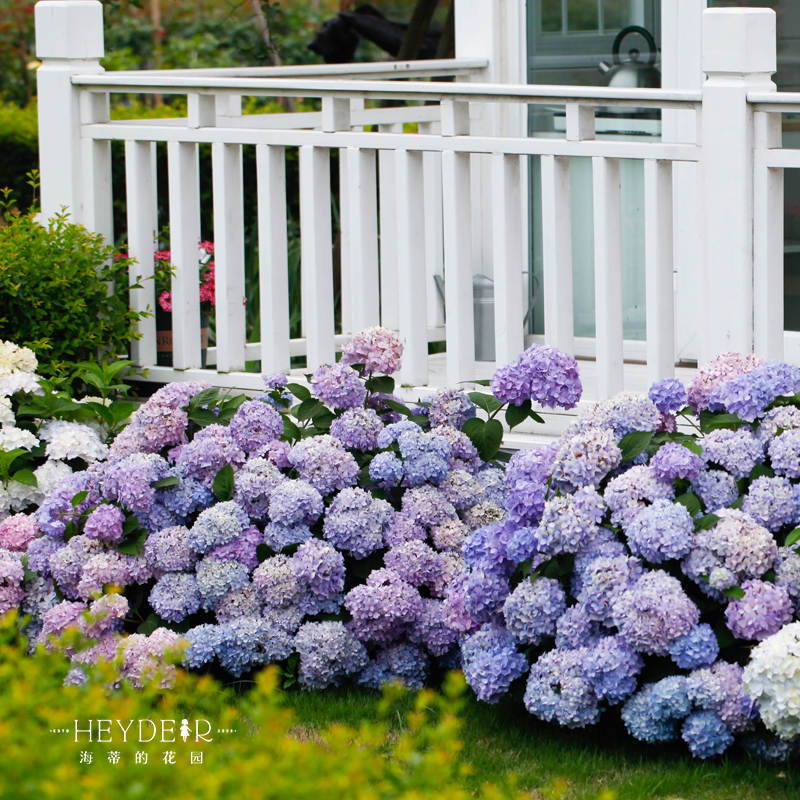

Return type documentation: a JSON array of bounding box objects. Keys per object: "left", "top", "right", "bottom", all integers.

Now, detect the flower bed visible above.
[{"left": 8, "top": 331, "right": 800, "bottom": 762}]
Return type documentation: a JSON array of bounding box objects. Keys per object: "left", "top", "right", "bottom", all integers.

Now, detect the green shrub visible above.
[
  {"left": 0, "top": 201, "right": 147, "bottom": 374},
  {"left": 0, "top": 614, "right": 522, "bottom": 800},
  {"left": 0, "top": 104, "right": 38, "bottom": 210}
]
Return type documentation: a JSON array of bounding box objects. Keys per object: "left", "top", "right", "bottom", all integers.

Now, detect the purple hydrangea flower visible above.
[
  {"left": 100, "top": 454, "right": 170, "bottom": 514},
  {"left": 357, "top": 642, "right": 429, "bottom": 690},
  {"left": 149, "top": 572, "right": 202, "bottom": 622},
  {"left": 329, "top": 408, "right": 384, "bottom": 451},
  {"left": 268, "top": 480, "right": 323, "bottom": 526},
  {"left": 176, "top": 425, "right": 246, "bottom": 488},
  {"left": 701, "top": 427, "right": 764, "bottom": 479},
  {"left": 768, "top": 429, "right": 800, "bottom": 479},
  {"left": 323, "top": 487, "right": 395, "bottom": 559},
  {"left": 648, "top": 378, "right": 687, "bottom": 415},
  {"left": 289, "top": 435, "right": 359, "bottom": 496},
  {"left": 604, "top": 466, "right": 675, "bottom": 529},
  {"left": 310, "top": 363, "right": 366, "bottom": 410},
  {"left": 427, "top": 388, "right": 476, "bottom": 428},
  {"left": 294, "top": 621, "right": 369, "bottom": 689},
  {"left": 681, "top": 711, "right": 734, "bottom": 758},
  {"left": 144, "top": 525, "right": 198, "bottom": 572},
  {"left": 461, "top": 624, "right": 528, "bottom": 704},
  {"left": 227, "top": 400, "right": 284, "bottom": 453},
  {"left": 707, "top": 371, "right": 775, "bottom": 422},
  {"left": 584, "top": 635, "right": 643, "bottom": 704},
  {"left": 687, "top": 661, "right": 757, "bottom": 733},
  {"left": 691, "top": 469, "right": 739, "bottom": 513},
  {"left": 186, "top": 501, "right": 249, "bottom": 555},
  {"left": 491, "top": 344, "right": 582, "bottom": 409},
  {"left": 742, "top": 476, "right": 799, "bottom": 532},
  {"left": 262, "top": 522, "right": 312, "bottom": 551},
  {"left": 687, "top": 352, "right": 763, "bottom": 414},
  {"left": 208, "top": 524, "right": 262, "bottom": 571},
  {"left": 725, "top": 579, "right": 793, "bottom": 641},
  {"left": 408, "top": 598, "right": 459, "bottom": 656},
  {"left": 650, "top": 442, "right": 704, "bottom": 482},
  {"left": 369, "top": 452, "right": 404, "bottom": 487},
  {"left": 534, "top": 487, "right": 606, "bottom": 556},
  {"left": 292, "top": 539, "right": 345, "bottom": 615},
  {"left": 555, "top": 605, "right": 604, "bottom": 650},
  {"left": 502, "top": 577, "right": 566, "bottom": 645},
  {"left": 83, "top": 505, "right": 125, "bottom": 543},
  {"left": 195, "top": 558, "right": 250, "bottom": 610},
  {"left": 611, "top": 571, "right": 699, "bottom": 655},
  {"left": 626, "top": 499, "right": 693, "bottom": 563},
  {"left": 553, "top": 428, "right": 622, "bottom": 491}
]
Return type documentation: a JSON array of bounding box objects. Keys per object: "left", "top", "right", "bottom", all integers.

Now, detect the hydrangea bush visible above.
[
  {"left": 454, "top": 351, "right": 800, "bottom": 760},
  {"left": 16, "top": 328, "right": 581, "bottom": 695}
]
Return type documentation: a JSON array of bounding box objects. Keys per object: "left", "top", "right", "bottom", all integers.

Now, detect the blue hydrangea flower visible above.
[
  {"left": 262, "top": 522, "right": 312, "bottom": 551},
  {"left": 461, "top": 624, "right": 528, "bottom": 704},
  {"left": 294, "top": 621, "right": 369, "bottom": 689},
  {"left": 186, "top": 501, "right": 249, "bottom": 555},
  {"left": 584, "top": 635, "right": 643, "bottom": 704},
  {"left": 369, "top": 452, "right": 404, "bottom": 487},
  {"left": 701, "top": 427, "right": 764, "bottom": 479},
  {"left": 621, "top": 685, "right": 679, "bottom": 743},
  {"left": 323, "top": 487, "right": 395, "bottom": 558},
  {"left": 742, "top": 476, "right": 799, "bottom": 532},
  {"left": 681, "top": 711, "right": 734, "bottom": 758},
  {"left": 669, "top": 624, "right": 720, "bottom": 670},
  {"left": 310, "top": 362, "right": 366, "bottom": 410},
  {"left": 626, "top": 499, "right": 693, "bottom": 563},
  {"left": 329, "top": 408, "right": 384, "bottom": 451},
  {"left": 144, "top": 525, "right": 198, "bottom": 572},
  {"left": 228, "top": 399, "right": 284, "bottom": 453},
  {"left": 357, "top": 642, "right": 429, "bottom": 690},
  {"left": 707, "top": 372, "right": 775, "bottom": 423},
  {"left": 195, "top": 558, "right": 249, "bottom": 610},
  {"left": 268, "top": 480, "right": 323, "bottom": 526},
  {"left": 650, "top": 442, "right": 704, "bottom": 482},
  {"left": 768, "top": 429, "right": 800, "bottom": 479},
  {"left": 427, "top": 388, "right": 477, "bottom": 428},
  {"left": 149, "top": 572, "right": 202, "bottom": 622},
  {"left": 502, "top": 577, "right": 566, "bottom": 645},
  {"left": 691, "top": 469, "right": 739, "bottom": 513}
]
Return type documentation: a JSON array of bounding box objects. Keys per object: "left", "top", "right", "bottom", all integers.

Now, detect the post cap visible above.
[
  {"left": 702, "top": 8, "right": 776, "bottom": 76},
  {"left": 35, "top": 1, "right": 104, "bottom": 60}
]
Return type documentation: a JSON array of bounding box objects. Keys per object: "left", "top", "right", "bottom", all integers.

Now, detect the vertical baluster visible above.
[
  {"left": 212, "top": 142, "right": 247, "bottom": 373},
  {"left": 540, "top": 154, "right": 574, "bottom": 355},
  {"left": 167, "top": 141, "right": 202, "bottom": 369},
  {"left": 754, "top": 111, "right": 784, "bottom": 360},
  {"left": 491, "top": 152, "right": 525, "bottom": 366},
  {"left": 378, "top": 123, "right": 403, "bottom": 331},
  {"left": 592, "top": 156, "right": 624, "bottom": 399},
  {"left": 347, "top": 147, "right": 380, "bottom": 332},
  {"left": 441, "top": 150, "right": 475, "bottom": 383},
  {"left": 125, "top": 140, "right": 158, "bottom": 366},
  {"left": 299, "top": 145, "right": 336, "bottom": 369},
  {"left": 256, "top": 144, "right": 290, "bottom": 374},
  {"left": 339, "top": 147, "right": 352, "bottom": 335},
  {"left": 396, "top": 149, "right": 428, "bottom": 386},
  {"left": 80, "top": 91, "right": 113, "bottom": 245},
  {"left": 419, "top": 121, "right": 445, "bottom": 329},
  {"left": 644, "top": 159, "right": 675, "bottom": 383}
]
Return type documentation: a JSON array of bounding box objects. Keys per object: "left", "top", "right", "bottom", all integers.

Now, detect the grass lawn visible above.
[{"left": 283, "top": 685, "right": 798, "bottom": 800}]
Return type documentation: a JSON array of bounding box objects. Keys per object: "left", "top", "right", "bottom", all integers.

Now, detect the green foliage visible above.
[
  {"left": 0, "top": 613, "right": 522, "bottom": 800},
  {"left": 0, "top": 103, "right": 38, "bottom": 210},
  {"left": 0, "top": 202, "right": 148, "bottom": 373}
]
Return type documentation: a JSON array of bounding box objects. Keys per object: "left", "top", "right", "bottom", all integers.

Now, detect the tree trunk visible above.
[
  {"left": 249, "top": 0, "right": 296, "bottom": 113},
  {"left": 396, "top": 0, "right": 440, "bottom": 62}
]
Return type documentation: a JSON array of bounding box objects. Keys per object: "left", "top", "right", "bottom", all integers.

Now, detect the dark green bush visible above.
[
  {"left": 0, "top": 201, "right": 147, "bottom": 373},
  {"left": 0, "top": 104, "right": 38, "bottom": 211}
]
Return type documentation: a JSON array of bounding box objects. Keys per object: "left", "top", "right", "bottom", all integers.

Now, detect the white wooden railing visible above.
[{"left": 33, "top": 3, "right": 790, "bottom": 407}]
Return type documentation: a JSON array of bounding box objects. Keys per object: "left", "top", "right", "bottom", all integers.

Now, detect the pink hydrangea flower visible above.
[{"left": 340, "top": 326, "right": 403, "bottom": 375}]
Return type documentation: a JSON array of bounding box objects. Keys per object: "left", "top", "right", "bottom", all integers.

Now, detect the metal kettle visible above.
[{"left": 598, "top": 25, "right": 660, "bottom": 89}]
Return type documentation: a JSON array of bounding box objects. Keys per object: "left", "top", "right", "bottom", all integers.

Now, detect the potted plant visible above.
[{"left": 154, "top": 242, "right": 215, "bottom": 367}]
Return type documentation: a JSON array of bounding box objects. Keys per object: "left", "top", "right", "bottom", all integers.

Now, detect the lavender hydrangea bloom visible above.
[
  {"left": 144, "top": 525, "right": 198, "bottom": 572},
  {"left": 149, "top": 572, "right": 202, "bottom": 622},
  {"left": 159, "top": 476, "right": 215, "bottom": 518},
  {"left": 214, "top": 617, "right": 294, "bottom": 677},
  {"left": 691, "top": 469, "right": 739, "bottom": 513},
  {"left": 491, "top": 344, "right": 582, "bottom": 409},
  {"left": 385, "top": 541, "right": 444, "bottom": 589},
  {"left": 681, "top": 712, "right": 734, "bottom": 759},
  {"left": 701, "top": 427, "right": 764, "bottom": 479},
  {"left": 268, "top": 480, "right": 323, "bottom": 526},
  {"left": 227, "top": 399, "right": 284, "bottom": 453},
  {"left": 612, "top": 571, "right": 699, "bottom": 655},
  {"left": 648, "top": 675, "right": 692, "bottom": 720},
  {"left": 186, "top": 501, "right": 249, "bottom": 555},
  {"left": 183, "top": 624, "right": 221, "bottom": 669},
  {"left": 402, "top": 485, "right": 458, "bottom": 530},
  {"left": 233, "top": 460, "right": 284, "bottom": 522},
  {"left": 208, "top": 524, "right": 262, "bottom": 571},
  {"left": 759, "top": 360, "right": 800, "bottom": 396},
  {"left": 289, "top": 435, "right": 359, "bottom": 495},
  {"left": 555, "top": 606, "right": 604, "bottom": 650},
  {"left": 553, "top": 428, "right": 622, "bottom": 491},
  {"left": 37, "top": 470, "right": 101, "bottom": 539},
  {"left": 648, "top": 378, "right": 687, "bottom": 415},
  {"left": 310, "top": 363, "right": 367, "bottom": 410},
  {"left": 26, "top": 536, "right": 64, "bottom": 578},
  {"left": 262, "top": 522, "right": 312, "bottom": 551},
  {"left": 669, "top": 624, "right": 720, "bottom": 670},
  {"left": 369, "top": 452, "right": 404, "bottom": 487},
  {"left": 707, "top": 371, "right": 775, "bottom": 422},
  {"left": 577, "top": 392, "right": 660, "bottom": 439},
  {"left": 329, "top": 408, "right": 384, "bottom": 451},
  {"left": 253, "top": 555, "right": 302, "bottom": 608},
  {"left": 176, "top": 425, "right": 246, "bottom": 488},
  {"left": 604, "top": 466, "right": 675, "bottom": 529},
  {"left": 340, "top": 326, "right": 403, "bottom": 375},
  {"left": 357, "top": 642, "right": 429, "bottom": 690},
  {"left": 345, "top": 568, "right": 422, "bottom": 646},
  {"left": 742, "top": 476, "right": 799, "bottom": 531},
  {"left": 682, "top": 509, "right": 777, "bottom": 593},
  {"left": 292, "top": 539, "right": 345, "bottom": 615},
  {"left": 774, "top": 547, "right": 800, "bottom": 612},
  {"left": 502, "top": 577, "right": 566, "bottom": 645},
  {"left": 440, "top": 470, "right": 485, "bottom": 510},
  {"left": 195, "top": 558, "right": 249, "bottom": 609},
  {"left": 461, "top": 624, "right": 528, "bottom": 703},
  {"left": 687, "top": 352, "right": 763, "bottom": 413},
  {"left": 576, "top": 553, "right": 643, "bottom": 625},
  {"left": 768, "top": 429, "right": 800, "bottom": 479},
  {"left": 534, "top": 487, "right": 606, "bottom": 556},
  {"left": 294, "top": 621, "right": 370, "bottom": 689},
  {"left": 725, "top": 580, "right": 793, "bottom": 641},
  {"left": 100, "top": 454, "right": 170, "bottom": 514},
  {"left": 584, "top": 635, "right": 643, "bottom": 704},
  {"left": 525, "top": 647, "right": 600, "bottom": 728},
  {"left": 650, "top": 442, "right": 704, "bottom": 482},
  {"left": 462, "top": 568, "right": 510, "bottom": 624},
  {"left": 687, "top": 661, "right": 757, "bottom": 733},
  {"left": 505, "top": 480, "right": 548, "bottom": 527},
  {"left": 626, "top": 500, "right": 693, "bottom": 563},
  {"left": 83, "top": 505, "right": 125, "bottom": 543},
  {"left": 427, "top": 388, "right": 476, "bottom": 428},
  {"left": 323, "top": 487, "right": 395, "bottom": 558},
  {"left": 408, "top": 598, "right": 459, "bottom": 656}
]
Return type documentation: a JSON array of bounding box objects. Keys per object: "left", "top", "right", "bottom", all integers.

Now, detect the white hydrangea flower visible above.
[
  {"left": 34, "top": 459, "right": 73, "bottom": 496},
  {"left": 743, "top": 621, "right": 800, "bottom": 740},
  {"left": 0, "top": 484, "right": 11, "bottom": 518},
  {"left": 0, "top": 341, "right": 37, "bottom": 376},
  {"left": 0, "top": 426, "right": 39, "bottom": 452},
  {"left": 7, "top": 479, "right": 40, "bottom": 512},
  {"left": 0, "top": 397, "right": 14, "bottom": 427},
  {"left": 0, "top": 372, "right": 41, "bottom": 398},
  {"left": 39, "top": 420, "right": 108, "bottom": 463}
]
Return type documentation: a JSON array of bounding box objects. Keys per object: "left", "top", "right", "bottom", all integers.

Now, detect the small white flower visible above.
[
  {"left": 39, "top": 420, "right": 108, "bottom": 463},
  {"left": 0, "top": 426, "right": 39, "bottom": 452},
  {"left": 0, "top": 372, "right": 41, "bottom": 398},
  {"left": 0, "top": 341, "right": 37, "bottom": 377},
  {"left": 7, "top": 479, "right": 40, "bottom": 511}
]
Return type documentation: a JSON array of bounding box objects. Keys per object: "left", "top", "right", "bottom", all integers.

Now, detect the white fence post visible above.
[
  {"left": 35, "top": 1, "right": 105, "bottom": 225},
  {"left": 700, "top": 8, "right": 776, "bottom": 362}
]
